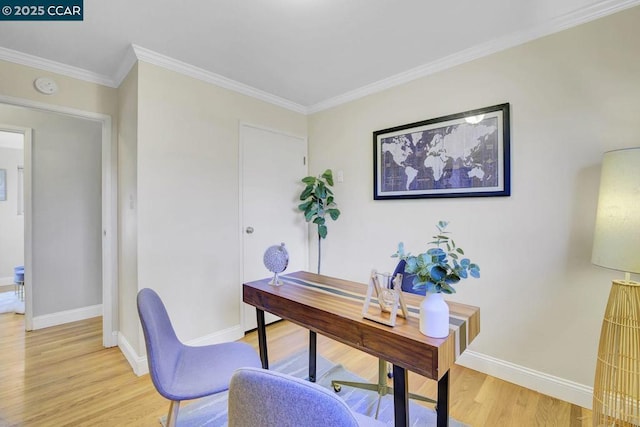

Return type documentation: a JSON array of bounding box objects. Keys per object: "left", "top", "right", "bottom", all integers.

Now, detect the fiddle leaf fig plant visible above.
[
  {"left": 298, "top": 169, "right": 341, "bottom": 273},
  {"left": 393, "top": 221, "right": 480, "bottom": 294}
]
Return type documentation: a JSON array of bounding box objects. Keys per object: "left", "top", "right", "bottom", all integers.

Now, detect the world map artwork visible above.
[{"left": 379, "top": 117, "right": 499, "bottom": 194}]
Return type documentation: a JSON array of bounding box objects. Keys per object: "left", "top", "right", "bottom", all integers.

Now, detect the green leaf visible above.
[
  {"left": 304, "top": 210, "right": 315, "bottom": 222},
  {"left": 440, "top": 283, "right": 456, "bottom": 294},
  {"left": 429, "top": 265, "right": 447, "bottom": 281},
  {"left": 321, "top": 169, "right": 334, "bottom": 186},
  {"left": 316, "top": 183, "right": 327, "bottom": 199},
  {"left": 301, "top": 176, "right": 316, "bottom": 185},
  {"left": 405, "top": 257, "right": 418, "bottom": 272},
  {"left": 300, "top": 186, "right": 314, "bottom": 200},
  {"left": 318, "top": 224, "right": 328, "bottom": 239},
  {"left": 456, "top": 248, "right": 464, "bottom": 255},
  {"left": 328, "top": 208, "right": 340, "bottom": 220},
  {"left": 445, "top": 273, "right": 461, "bottom": 284},
  {"left": 298, "top": 201, "right": 312, "bottom": 211},
  {"left": 313, "top": 217, "right": 325, "bottom": 225}
]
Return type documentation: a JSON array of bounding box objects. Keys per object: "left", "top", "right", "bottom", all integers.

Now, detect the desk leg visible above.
[
  {"left": 256, "top": 309, "right": 269, "bottom": 369},
  {"left": 436, "top": 370, "right": 450, "bottom": 427},
  {"left": 308, "top": 331, "right": 317, "bottom": 382},
  {"left": 392, "top": 365, "right": 409, "bottom": 427}
]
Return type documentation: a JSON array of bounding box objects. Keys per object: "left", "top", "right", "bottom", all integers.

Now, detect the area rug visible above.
[
  {"left": 160, "top": 350, "right": 467, "bottom": 426},
  {"left": 0, "top": 291, "right": 24, "bottom": 314}
]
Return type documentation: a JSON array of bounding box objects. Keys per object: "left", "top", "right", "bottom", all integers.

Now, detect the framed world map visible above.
[{"left": 373, "top": 103, "right": 510, "bottom": 200}]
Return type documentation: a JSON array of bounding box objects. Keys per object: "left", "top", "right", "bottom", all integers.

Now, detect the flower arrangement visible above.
[{"left": 393, "top": 221, "right": 480, "bottom": 294}]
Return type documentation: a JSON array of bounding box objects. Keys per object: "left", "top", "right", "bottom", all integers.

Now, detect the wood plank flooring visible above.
[{"left": 0, "top": 312, "right": 591, "bottom": 426}]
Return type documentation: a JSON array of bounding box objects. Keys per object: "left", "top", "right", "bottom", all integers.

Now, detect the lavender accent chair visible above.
[
  {"left": 228, "top": 367, "right": 386, "bottom": 427},
  {"left": 137, "top": 288, "right": 261, "bottom": 427}
]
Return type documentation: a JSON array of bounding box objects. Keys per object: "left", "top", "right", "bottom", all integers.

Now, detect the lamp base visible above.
[{"left": 593, "top": 280, "right": 640, "bottom": 427}]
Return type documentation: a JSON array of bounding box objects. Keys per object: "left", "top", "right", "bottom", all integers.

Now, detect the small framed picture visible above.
[
  {"left": 373, "top": 103, "right": 510, "bottom": 200},
  {"left": 0, "top": 169, "right": 6, "bottom": 201}
]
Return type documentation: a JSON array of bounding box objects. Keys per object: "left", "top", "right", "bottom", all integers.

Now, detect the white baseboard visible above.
[
  {"left": 118, "top": 332, "right": 148, "bottom": 376},
  {"left": 32, "top": 304, "right": 102, "bottom": 330},
  {"left": 0, "top": 276, "right": 15, "bottom": 286},
  {"left": 119, "top": 323, "right": 246, "bottom": 376},
  {"left": 456, "top": 350, "right": 593, "bottom": 409},
  {"left": 116, "top": 324, "right": 594, "bottom": 409},
  {"left": 187, "top": 324, "right": 245, "bottom": 347}
]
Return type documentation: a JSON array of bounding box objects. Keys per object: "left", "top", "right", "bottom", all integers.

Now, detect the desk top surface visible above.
[{"left": 243, "top": 271, "right": 480, "bottom": 380}]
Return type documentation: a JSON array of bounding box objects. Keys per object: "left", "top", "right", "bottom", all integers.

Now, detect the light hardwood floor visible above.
[{"left": 0, "top": 311, "right": 591, "bottom": 426}]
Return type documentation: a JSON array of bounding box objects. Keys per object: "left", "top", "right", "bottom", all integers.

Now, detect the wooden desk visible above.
[{"left": 243, "top": 271, "right": 480, "bottom": 427}]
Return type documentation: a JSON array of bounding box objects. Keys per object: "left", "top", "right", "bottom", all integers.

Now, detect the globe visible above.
[{"left": 263, "top": 243, "right": 289, "bottom": 286}]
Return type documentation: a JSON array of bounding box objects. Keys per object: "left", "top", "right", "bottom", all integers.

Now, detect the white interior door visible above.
[{"left": 240, "top": 123, "right": 308, "bottom": 331}]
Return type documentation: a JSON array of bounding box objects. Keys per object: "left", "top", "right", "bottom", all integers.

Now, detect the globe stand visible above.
[
  {"left": 269, "top": 272, "right": 282, "bottom": 286},
  {"left": 263, "top": 243, "right": 289, "bottom": 287}
]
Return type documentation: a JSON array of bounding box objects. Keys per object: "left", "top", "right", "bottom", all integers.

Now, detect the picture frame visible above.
[
  {"left": 362, "top": 269, "right": 408, "bottom": 327},
  {"left": 0, "top": 169, "right": 6, "bottom": 201},
  {"left": 373, "top": 103, "right": 510, "bottom": 200}
]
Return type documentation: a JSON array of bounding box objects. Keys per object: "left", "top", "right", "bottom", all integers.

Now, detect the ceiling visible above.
[{"left": 0, "top": 0, "right": 637, "bottom": 112}]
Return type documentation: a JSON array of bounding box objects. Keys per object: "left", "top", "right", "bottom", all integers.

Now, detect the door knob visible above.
[{"left": 245, "top": 226, "right": 254, "bottom": 234}]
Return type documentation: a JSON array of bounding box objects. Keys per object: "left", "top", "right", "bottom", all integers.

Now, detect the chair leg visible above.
[
  {"left": 374, "top": 393, "right": 383, "bottom": 419},
  {"left": 167, "top": 400, "right": 180, "bottom": 427},
  {"left": 333, "top": 358, "right": 438, "bottom": 418}
]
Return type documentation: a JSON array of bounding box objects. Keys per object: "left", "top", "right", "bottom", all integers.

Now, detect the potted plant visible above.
[
  {"left": 298, "top": 169, "right": 341, "bottom": 274},
  {"left": 393, "top": 221, "right": 480, "bottom": 338}
]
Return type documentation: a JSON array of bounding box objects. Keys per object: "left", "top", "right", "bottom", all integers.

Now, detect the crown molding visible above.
[
  {"left": 307, "top": 0, "right": 640, "bottom": 114},
  {"left": 112, "top": 45, "right": 139, "bottom": 88},
  {"left": 0, "top": 0, "right": 637, "bottom": 114},
  {"left": 130, "top": 45, "right": 307, "bottom": 115},
  {"left": 0, "top": 46, "right": 117, "bottom": 88}
]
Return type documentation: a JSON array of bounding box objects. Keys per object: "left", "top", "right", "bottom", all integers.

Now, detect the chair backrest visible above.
[
  {"left": 392, "top": 259, "right": 425, "bottom": 295},
  {"left": 228, "top": 367, "right": 365, "bottom": 427},
  {"left": 137, "top": 288, "right": 184, "bottom": 399}
]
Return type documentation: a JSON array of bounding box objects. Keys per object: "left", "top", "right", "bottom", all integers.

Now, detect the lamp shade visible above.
[{"left": 591, "top": 147, "right": 640, "bottom": 274}]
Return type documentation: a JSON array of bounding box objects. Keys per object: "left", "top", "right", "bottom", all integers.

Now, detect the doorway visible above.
[
  {"left": 0, "top": 97, "right": 116, "bottom": 347},
  {"left": 0, "top": 130, "right": 25, "bottom": 315},
  {"left": 239, "top": 123, "right": 308, "bottom": 331}
]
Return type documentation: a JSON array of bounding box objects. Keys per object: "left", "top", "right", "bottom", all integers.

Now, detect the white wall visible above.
[
  {"left": 307, "top": 7, "right": 640, "bottom": 406},
  {"left": 0, "top": 103, "right": 103, "bottom": 316},
  {"left": 0, "top": 144, "right": 24, "bottom": 282}
]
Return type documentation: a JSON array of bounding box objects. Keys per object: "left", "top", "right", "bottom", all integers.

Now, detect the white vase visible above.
[{"left": 419, "top": 293, "right": 450, "bottom": 338}]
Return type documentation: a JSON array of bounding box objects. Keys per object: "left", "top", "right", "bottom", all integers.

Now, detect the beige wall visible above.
[
  {"left": 0, "top": 60, "right": 118, "bottom": 118},
  {"left": 117, "top": 64, "right": 140, "bottom": 353},
  {"left": 2, "top": 5, "right": 638, "bottom": 404},
  {"left": 134, "top": 61, "right": 307, "bottom": 343},
  {"left": 307, "top": 7, "right": 640, "bottom": 400}
]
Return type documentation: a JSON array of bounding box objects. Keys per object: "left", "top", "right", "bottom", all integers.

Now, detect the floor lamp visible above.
[{"left": 591, "top": 147, "right": 640, "bottom": 427}]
